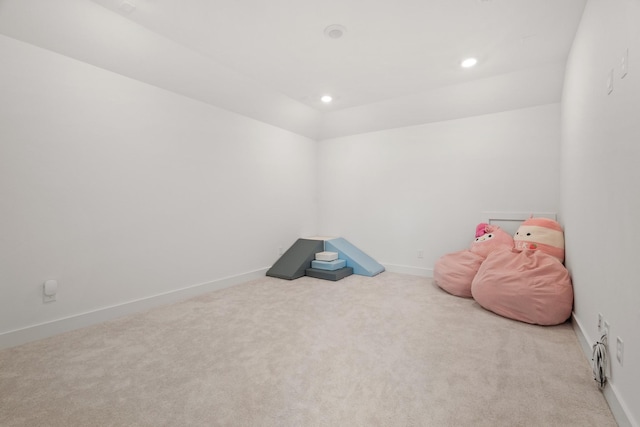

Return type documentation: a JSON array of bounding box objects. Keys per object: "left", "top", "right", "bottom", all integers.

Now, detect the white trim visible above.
[
  {"left": 382, "top": 263, "right": 433, "bottom": 277},
  {"left": 0, "top": 267, "right": 269, "bottom": 350},
  {"left": 482, "top": 211, "right": 557, "bottom": 223},
  {"left": 572, "top": 312, "right": 593, "bottom": 363},
  {"left": 571, "top": 313, "right": 637, "bottom": 427}
]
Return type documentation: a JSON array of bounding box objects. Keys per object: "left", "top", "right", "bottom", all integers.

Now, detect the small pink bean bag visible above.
[
  {"left": 471, "top": 218, "right": 573, "bottom": 325},
  {"left": 434, "top": 224, "right": 513, "bottom": 298},
  {"left": 434, "top": 251, "right": 485, "bottom": 298}
]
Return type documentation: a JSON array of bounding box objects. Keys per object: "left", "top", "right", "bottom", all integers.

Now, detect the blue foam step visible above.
[
  {"left": 324, "top": 238, "right": 385, "bottom": 277},
  {"left": 311, "top": 259, "right": 347, "bottom": 271}
]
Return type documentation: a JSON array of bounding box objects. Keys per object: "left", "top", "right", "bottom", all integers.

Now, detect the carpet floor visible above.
[{"left": 0, "top": 272, "right": 616, "bottom": 426}]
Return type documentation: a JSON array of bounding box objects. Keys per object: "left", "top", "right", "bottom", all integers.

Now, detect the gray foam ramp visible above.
[
  {"left": 266, "top": 238, "right": 324, "bottom": 280},
  {"left": 305, "top": 267, "right": 353, "bottom": 281}
]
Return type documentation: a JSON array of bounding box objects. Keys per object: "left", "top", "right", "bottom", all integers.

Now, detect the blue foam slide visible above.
[{"left": 324, "top": 238, "right": 385, "bottom": 277}]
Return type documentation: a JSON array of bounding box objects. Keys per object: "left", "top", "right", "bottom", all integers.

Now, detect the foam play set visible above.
[
  {"left": 434, "top": 218, "right": 574, "bottom": 326},
  {"left": 266, "top": 237, "right": 384, "bottom": 282}
]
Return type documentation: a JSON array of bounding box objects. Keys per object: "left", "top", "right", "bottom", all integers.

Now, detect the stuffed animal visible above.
[
  {"left": 470, "top": 224, "right": 515, "bottom": 258},
  {"left": 514, "top": 217, "right": 565, "bottom": 262},
  {"left": 434, "top": 223, "right": 513, "bottom": 298},
  {"left": 475, "top": 222, "right": 489, "bottom": 238},
  {"left": 471, "top": 218, "right": 573, "bottom": 326}
]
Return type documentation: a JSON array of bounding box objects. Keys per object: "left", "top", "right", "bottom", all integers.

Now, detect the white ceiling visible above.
[
  {"left": 90, "top": 0, "right": 586, "bottom": 111},
  {"left": 0, "top": 0, "right": 586, "bottom": 138}
]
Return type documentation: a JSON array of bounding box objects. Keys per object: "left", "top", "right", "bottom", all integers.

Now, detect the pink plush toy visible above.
[
  {"left": 471, "top": 218, "right": 573, "bottom": 326},
  {"left": 475, "top": 222, "right": 489, "bottom": 238},
  {"left": 469, "top": 224, "right": 515, "bottom": 258},
  {"left": 434, "top": 224, "right": 514, "bottom": 298},
  {"left": 514, "top": 217, "right": 565, "bottom": 262}
]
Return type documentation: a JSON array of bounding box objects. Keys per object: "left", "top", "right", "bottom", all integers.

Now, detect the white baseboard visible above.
[
  {"left": 0, "top": 267, "right": 269, "bottom": 351},
  {"left": 572, "top": 313, "right": 637, "bottom": 427},
  {"left": 382, "top": 263, "right": 433, "bottom": 277}
]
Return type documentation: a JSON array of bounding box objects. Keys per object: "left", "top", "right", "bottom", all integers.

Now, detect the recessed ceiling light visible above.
[
  {"left": 461, "top": 57, "right": 478, "bottom": 68},
  {"left": 324, "top": 24, "right": 347, "bottom": 39},
  {"left": 321, "top": 95, "right": 333, "bottom": 103}
]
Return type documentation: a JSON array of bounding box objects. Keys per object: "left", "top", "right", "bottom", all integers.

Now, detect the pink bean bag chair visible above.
[
  {"left": 471, "top": 218, "right": 573, "bottom": 325},
  {"left": 434, "top": 224, "right": 514, "bottom": 298}
]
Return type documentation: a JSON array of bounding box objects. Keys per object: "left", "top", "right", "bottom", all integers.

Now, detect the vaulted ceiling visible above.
[{"left": 0, "top": 0, "right": 586, "bottom": 138}]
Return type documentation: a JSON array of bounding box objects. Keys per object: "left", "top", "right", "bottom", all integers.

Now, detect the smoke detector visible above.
[{"left": 324, "top": 24, "right": 347, "bottom": 39}]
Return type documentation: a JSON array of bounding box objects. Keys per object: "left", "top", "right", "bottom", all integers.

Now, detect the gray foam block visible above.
[
  {"left": 305, "top": 267, "right": 354, "bottom": 281},
  {"left": 266, "top": 238, "right": 325, "bottom": 280}
]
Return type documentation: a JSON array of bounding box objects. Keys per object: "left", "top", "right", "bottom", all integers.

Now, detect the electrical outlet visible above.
[
  {"left": 597, "top": 313, "right": 603, "bottom": 330},
  {"left": 616, "top": 337, "right": 624, "bottom": 365},
  {"left": 43, "top": 279, "right": 57, "bottom": 303},
  {"left": 417, "top": 250, "right": 424, "bottom": 259},
  {"left": 603, "top": 321, "right": 610, "bottom": 337}
]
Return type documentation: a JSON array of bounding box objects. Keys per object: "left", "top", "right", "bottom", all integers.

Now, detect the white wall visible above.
[
  {"left": 561, "top": 0, "right": 640, "bottom": 425},
  {"left": 318, "top": 104, "right": 561, "bottom": 275},
  {"left": 0, "top": 35, "right": 317, "bottom": 340}
]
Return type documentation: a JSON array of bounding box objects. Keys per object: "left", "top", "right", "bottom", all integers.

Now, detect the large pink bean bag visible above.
[
  {"left": 434, "top": 224, "right": 513, "bottom": 298},
  {"left": 471, "top": 249, "right": 573, "bottom": 325},
  {"left": 471, "top": 218, "right": 573, "bottom": 325}
]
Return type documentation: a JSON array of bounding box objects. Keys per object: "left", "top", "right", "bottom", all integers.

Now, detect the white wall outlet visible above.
[
  {"left": 621, "top": 48, "right": 628, "bottom": 79},
  {"left": 603, "top": 320, "right": 610, "bottom": 338},
  {"left": 417, "top": 250, "right": 424, "bottom": 259},
  {"left": 43, "top": 279, "right": 57, "bottom": 303},
  {"left": 607, "top": 68, "right": 614, "bottom": 94},
  {"left": 616, "top": 336, "right": 624, "bottom": 365}
]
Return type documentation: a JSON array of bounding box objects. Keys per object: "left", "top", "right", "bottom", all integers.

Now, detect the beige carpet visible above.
[{"left": 0, "top": 272, "right": 615, "bottom": 426}]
